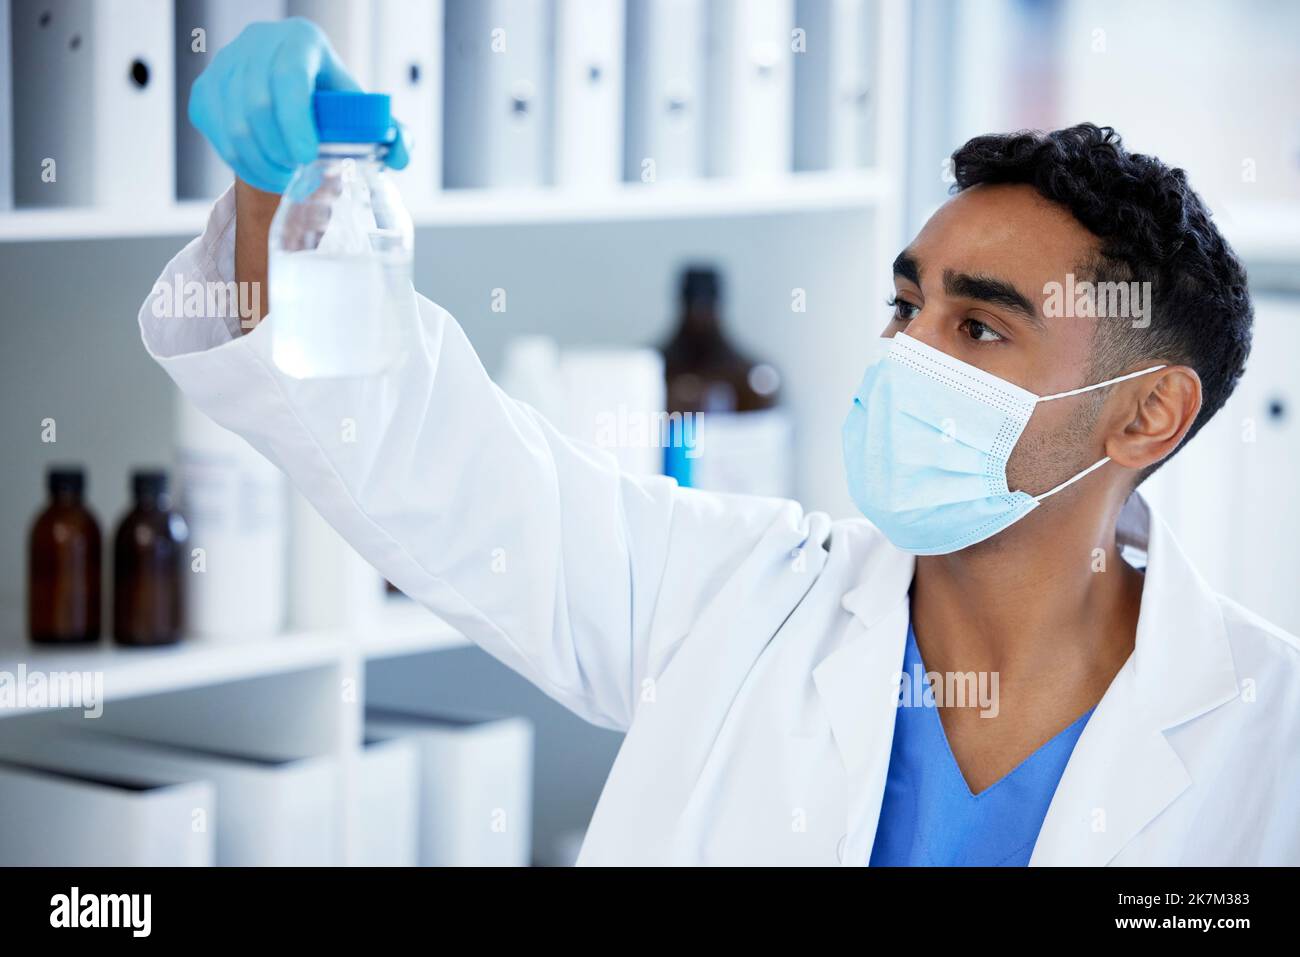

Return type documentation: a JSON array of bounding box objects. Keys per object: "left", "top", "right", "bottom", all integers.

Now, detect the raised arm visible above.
[
  {"left": 233, "top": 179, "right": 278, "bottom": 328},
  {"left": 143, "top": 19, "right": 832, "bottom": 730}
]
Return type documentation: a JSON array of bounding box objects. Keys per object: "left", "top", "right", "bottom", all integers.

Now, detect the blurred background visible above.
[{"left": 0, "top": 0, "right": 1296, "bottom": 866}]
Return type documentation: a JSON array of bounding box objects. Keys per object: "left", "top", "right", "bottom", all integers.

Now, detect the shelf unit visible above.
[
  {"left": 1215, "top": 199, "right": 1300, "bottom": 270},
  {"left": 0, "top": 596, "right": 468, "bottom": 866},
  {"left": 0, "top": 0, "right": 914, "bottom": 865},
  {"left": 0, "top": 183, "right": 906, "bottom": 867},
  {"left": 0, "top": 170, "right": 895, "bottom": 243},
  {"left": 0, "top": 597, "right": 467, "bottom": 721}
]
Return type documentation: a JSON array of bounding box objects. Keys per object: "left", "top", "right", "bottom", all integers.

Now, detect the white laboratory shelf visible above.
[
  {"left": 0, "top": 200, "right": 217, "bottom": 243},
  {"left": 0, "top": 625, "right": 345, "bottom": 718},
  {"left": 1216, "top": 199, "right": 1300, "bottom": 266},
  {"left": 411, "top": 170, "right": 894, "bottom": 226},
  {"left": 0, "top": 597, "right": 467, "bottom": 720},
  {"left": 0, "top": 171, "right": 893, "bottom": 243}
]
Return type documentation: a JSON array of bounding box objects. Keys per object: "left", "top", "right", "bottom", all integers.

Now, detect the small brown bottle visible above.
[
  {"left": 661, "top": 266, "right": 791, "bottom": 495},
  {"left": 663, "top": 267, "right": 779, "bottom": 417},
  {"left": 28, "top": 467, "right": 102, "bottom": 644},
  {"left": 114, "top": 470, "right": 188, "bottom": 647}
]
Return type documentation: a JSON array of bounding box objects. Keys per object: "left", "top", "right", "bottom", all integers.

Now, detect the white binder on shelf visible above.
[
  {"left": 443, "top": 0, "right": 554, "bottom": 189},
  {"left": 175, "top": 393, "right": 287, "bottom": 639},
  {"left": 499, "top": 338, "right": 667, "bottom": 476},
  {"left": 358, "top": 734, "right": 420, "bottom": 866},
  {"left": 793, "top": 0, "right": 875, "bottom": 171},
  {"left": 0, "top": 761, "right": 215, "bottom": 866},
  {"left": 286, "top": 0, "right": 374, "bottom": 87},
  {"left": 175, "top": 0, "right": 286, "bottom": 200},
  {"left": 288, "top": 489, "right": 385, "bottom": 631},
  {"left": 1, "top": 0, "right": 12, "bottom": 210},
  {"left": 705, "top": 0, "right": 795, "bottom": 180},
  {"left": 370, "top": 0, "right": 442, "bottom": 208},
  {"left": 553, "top": 0, "right": 625, "bottom": 189},
  {"left": 560, "top": 347, "right": 666, "bottom": 477},
  {"left": 623, "top": 0, "right": 706, "bottom": 184},
  {"left": 10, "top": 0, "right": 173, "bottom": 209},
  {"left": 367, "top": 709, "right": 534, "bottom": 867},
  {"left": 0, "top": 730, "right": 340, "bottom": 866}
]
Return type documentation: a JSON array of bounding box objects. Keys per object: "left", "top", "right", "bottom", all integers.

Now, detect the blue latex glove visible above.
[{"left": 188, "top": 17, "right": 409, "bottom": 194}]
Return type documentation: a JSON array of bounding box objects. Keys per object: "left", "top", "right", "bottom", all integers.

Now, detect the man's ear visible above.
[{"left": 1106, "top": 366, "right": 1202, "bottom": 472}]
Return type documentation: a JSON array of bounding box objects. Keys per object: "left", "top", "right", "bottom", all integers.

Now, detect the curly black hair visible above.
[{"left": 950, "top": 123, "right": 1252, "bottom": 478}]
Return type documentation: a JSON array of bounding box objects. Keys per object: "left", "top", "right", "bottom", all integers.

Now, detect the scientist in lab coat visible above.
[{"left": 142, "top": 21, "right": 1300, "bottom": 865}]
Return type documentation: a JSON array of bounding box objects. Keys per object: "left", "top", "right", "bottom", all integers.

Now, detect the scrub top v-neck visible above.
[{"left": 869, "top": 624, "right": 1096, "bottom": 866}]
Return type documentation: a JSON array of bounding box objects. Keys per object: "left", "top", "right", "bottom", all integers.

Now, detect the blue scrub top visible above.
[{"left": 869, "top": 624, "right": 1095, "bottom": 866}]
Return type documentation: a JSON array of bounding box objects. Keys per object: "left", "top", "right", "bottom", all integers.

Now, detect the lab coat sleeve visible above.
[{"left": 137, "top": 188, "right": 824, "bottom": 731}]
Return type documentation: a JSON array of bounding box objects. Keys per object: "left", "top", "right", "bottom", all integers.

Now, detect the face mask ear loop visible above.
[
  {"left": 1034, "top": 455, "right": 1111, "bottom": 502},
  {"left": 1026, "top": 364, "right": 1166, "bottom": 502},
  {"left": 1036, "top": 364, "right": 1167, "bottom": 402}
]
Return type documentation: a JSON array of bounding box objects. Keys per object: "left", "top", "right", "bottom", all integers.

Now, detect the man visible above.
[{"left": 142, "top": 19, "right": 1299, "bottom": 864}]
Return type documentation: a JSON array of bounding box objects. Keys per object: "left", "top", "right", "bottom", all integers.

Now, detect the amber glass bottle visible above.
[
  {"left": 113, "top": 471, "right": 188, "bottom": 647},
  {"left": 28, "top": 467, "right": 102, "bottom": 644},
  {"left": 661, "top": 266, "right": 791, "bottom": 496}
]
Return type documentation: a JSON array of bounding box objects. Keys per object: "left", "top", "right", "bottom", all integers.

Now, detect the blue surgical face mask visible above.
[{"left": 841, "top": 332, "right": 1165, "bottom": 555}]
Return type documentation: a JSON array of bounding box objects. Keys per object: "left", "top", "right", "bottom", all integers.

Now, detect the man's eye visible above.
[
  {"left": 961, "top": 318, "right": 1004, "bottom": 342},
  {"left": 887, "top": 297, "right": 919, "bottom": 322}
]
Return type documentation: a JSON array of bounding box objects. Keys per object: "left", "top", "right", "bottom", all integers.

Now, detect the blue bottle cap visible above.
[{"left": 313, "top": 91, "right": 392, "bottom": 143}]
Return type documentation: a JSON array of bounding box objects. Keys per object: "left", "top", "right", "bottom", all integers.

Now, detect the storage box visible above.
[
  {"left": 358, "top": 734, "right": 419, "bottom": 866},
  {"left": 0, "top": 760, "right": 215, "bottom": 866},
  {"left": 367, "top": 709, "right": 534, "bottom": 866},
  {"left": 0, "top": 730, "right": 339, "bottom": 865}
]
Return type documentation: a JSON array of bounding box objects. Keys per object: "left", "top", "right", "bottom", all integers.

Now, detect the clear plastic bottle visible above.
[{"left": 268, "top": 90, "right": 416, "bottom": 378}]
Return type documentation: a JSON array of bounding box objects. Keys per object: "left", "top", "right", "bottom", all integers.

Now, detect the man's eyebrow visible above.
[
  {"left": 892, "top": 251, "right": 921, "bottom": 287},
  {"left": 943, "top": 270, "right": 1044, "bottom": 329}
]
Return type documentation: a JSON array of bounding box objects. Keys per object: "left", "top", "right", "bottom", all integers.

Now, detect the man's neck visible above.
[{"left": 909, "top": 487, "right": 1145, "bottom": 694}]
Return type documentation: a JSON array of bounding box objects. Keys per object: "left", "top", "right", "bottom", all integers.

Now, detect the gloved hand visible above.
[{"left": 188, "top": 17, "right": 409, "bottom": 194}]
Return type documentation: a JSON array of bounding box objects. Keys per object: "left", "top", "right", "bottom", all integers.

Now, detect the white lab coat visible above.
[{"left": 138, "top": 191, "right": 1300, "bottom": 866}]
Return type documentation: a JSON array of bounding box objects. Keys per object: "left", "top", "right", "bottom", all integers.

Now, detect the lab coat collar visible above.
[
  {"left": 1109, "top": 492, "right": 1239, "bottom": 729},
  {"left": 815, "top": 528, "right": 913, "bottom": 865},
  {"left": 1030, "top": 492, "right": 1241, "bottom": 865},
  {"left": 822, "top": 492, "right": 1241, "bottom": 866}
]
